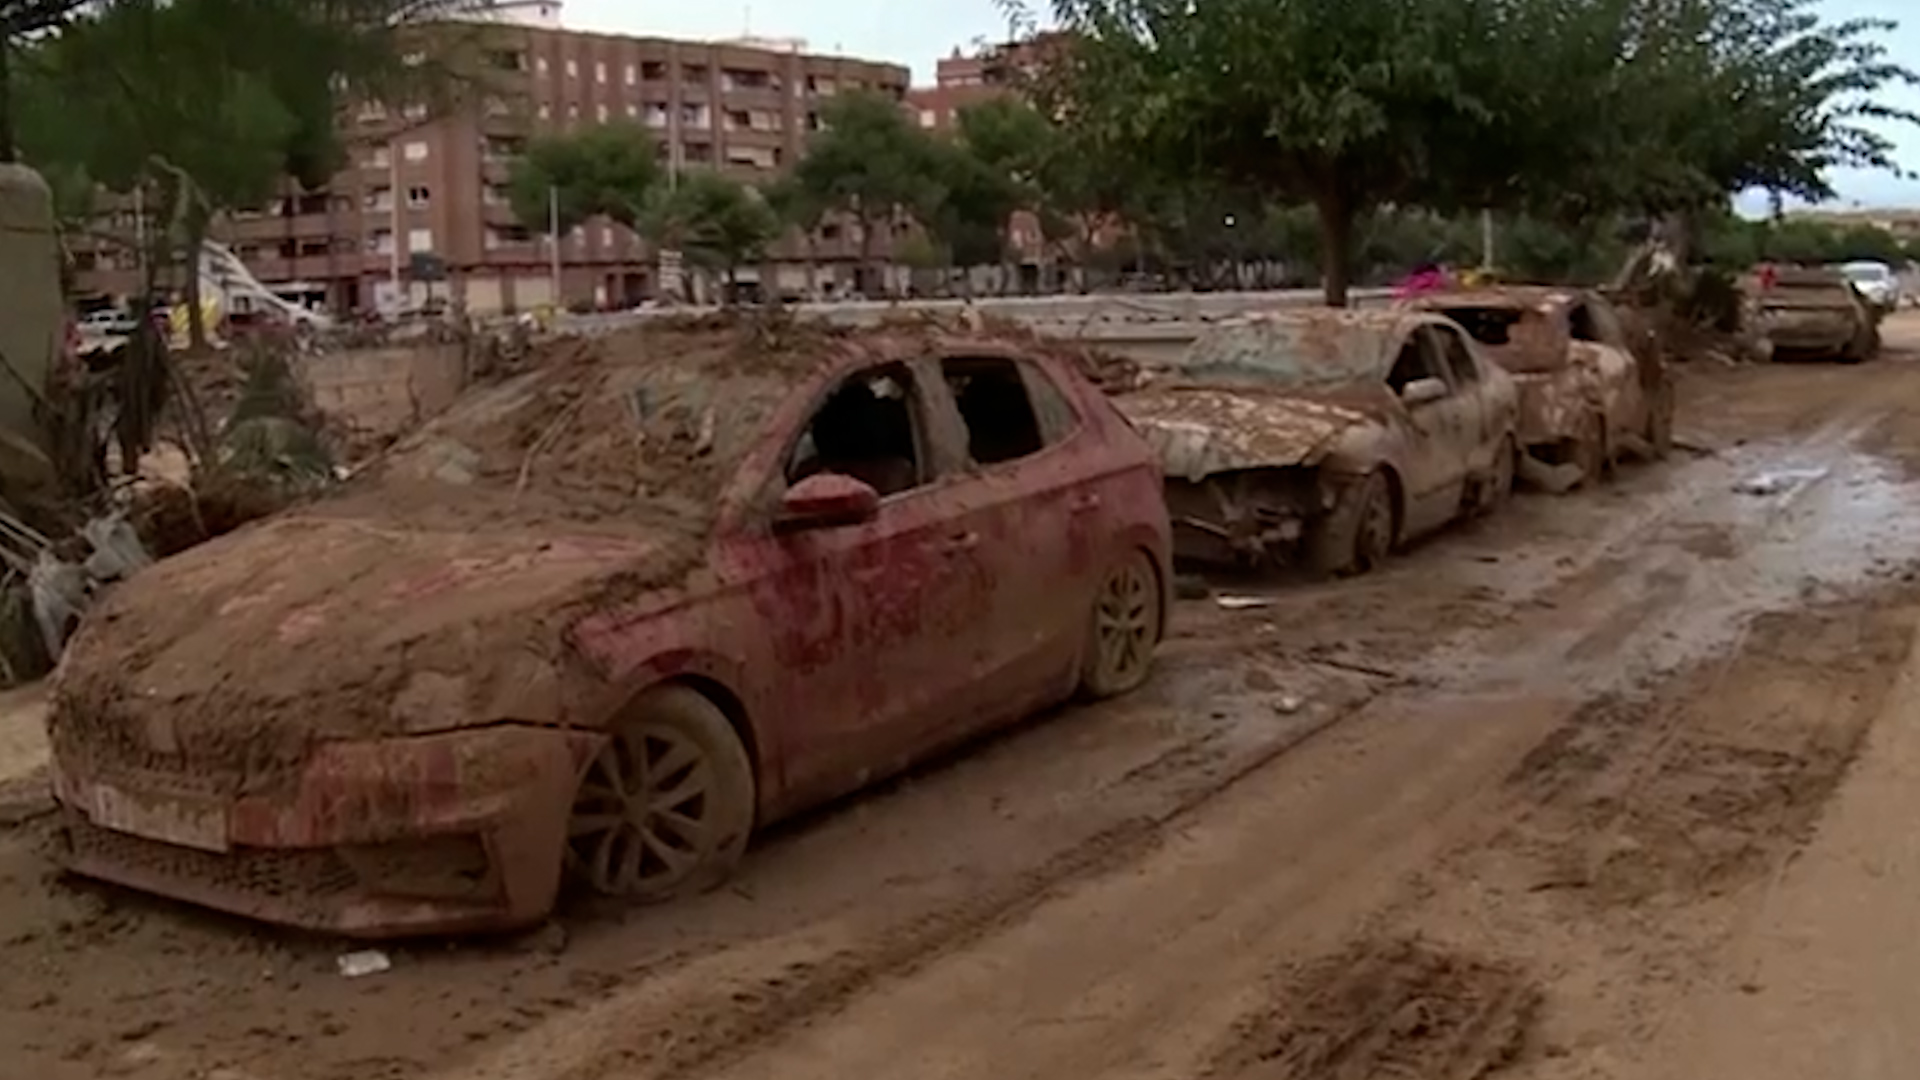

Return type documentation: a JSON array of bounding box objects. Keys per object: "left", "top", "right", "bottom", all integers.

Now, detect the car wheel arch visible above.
[
  {"left": 608, "top": 672, "right": 766, "bottom": 816},
  {"left": 1376, "top": 464, "right": 1407, "bottom": 539}
]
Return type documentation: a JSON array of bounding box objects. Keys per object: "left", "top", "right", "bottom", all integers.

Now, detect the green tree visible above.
[
  {"left": 507, "top": 122, "right": 662, "bottom": 237},
  {"left": 788, "top": 88, "right": 946, "bottom": 295},
  {"left": 639, "top": 169, "right": 779, "bottom": 299},
  {"left": 1022, "top": 0, "right": 1556, "bottom": 304}
]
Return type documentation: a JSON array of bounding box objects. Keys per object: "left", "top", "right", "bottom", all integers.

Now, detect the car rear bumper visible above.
[{"left": 51, "top": 725, "right": 601, "bottom": 938}]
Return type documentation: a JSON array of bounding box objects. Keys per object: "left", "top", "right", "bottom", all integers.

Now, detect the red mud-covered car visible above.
[{"left": 47, "top": 319, "right": 1172, "bottom": 937}]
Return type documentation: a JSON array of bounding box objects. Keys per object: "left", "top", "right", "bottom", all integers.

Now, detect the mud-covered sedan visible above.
[
  {"left": 48, "top": 319, "right": 1172, "bottom": 937},
  {"left": 1745, "top": 266, "right": 1882, "bottom": 362},
  {"left": 1115, "top": 309, "right": 1518, "bottom": 575},
  {"left": 1405, "top": 287, "right": 1673, "bottom": 487}
]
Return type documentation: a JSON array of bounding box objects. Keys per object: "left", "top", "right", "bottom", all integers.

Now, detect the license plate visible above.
[{"left": 87, "top": 783, "right": 230, "bottom": 853}]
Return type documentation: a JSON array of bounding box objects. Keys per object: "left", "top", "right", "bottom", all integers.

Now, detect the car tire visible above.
[
  {"left": 1643, "top": 381, "right": 1675, "bottom": 460},
  {"left": 1080, "top": 549, "right": 1163, "bottom": 699},
  {"left": 1309, "top": 470, "right": 1394, "bottom": 578},
  {"left": 1475, "top": 437, "right": 1517, "bottom": 516},
  {"left": 1569, "top": 411, "right": 1607, "bottom": 488},
  {"left": 565, "top": 686, "right": 755, "bottom": 903}
]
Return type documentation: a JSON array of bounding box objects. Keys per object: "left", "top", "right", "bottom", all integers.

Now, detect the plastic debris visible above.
[{"left": 336, "top": 950, "right": 392, "bottom": 978}]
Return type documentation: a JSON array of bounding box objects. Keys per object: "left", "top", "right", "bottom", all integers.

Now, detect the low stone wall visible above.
[{"left": 299, "top": 343, "right": 469, "bottom": 441}]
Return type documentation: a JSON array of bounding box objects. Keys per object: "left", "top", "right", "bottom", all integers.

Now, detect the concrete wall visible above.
[{"left": 299, "top": 343, "right": 468, "bottom": 441}]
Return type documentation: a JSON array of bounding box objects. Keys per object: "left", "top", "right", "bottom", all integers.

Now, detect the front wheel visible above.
[
  {"left": 566, "top": 686, "right": 755, "bottom": 902},
  {"left": 1568, "top": 411, "right": 1607, "bottom": 488},
  {"left": 1308, "top": 471, "right": 1394, "bottom": 577},
  {"left": 1080, "top": 550, "right": 1163, "bottom": 698}
]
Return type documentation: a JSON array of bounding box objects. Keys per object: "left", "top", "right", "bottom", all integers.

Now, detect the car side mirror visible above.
[
  {"left": 1400, "top": 377, "right": 1449, "bottom": 406},
  {"left": 776, "top": 472, "right": 880, "bottom": 532}
]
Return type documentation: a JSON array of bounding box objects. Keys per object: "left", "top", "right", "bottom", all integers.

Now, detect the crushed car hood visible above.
[
  {"left": 51, "top": 513, "right": 672, "bottom": 792},
  {"left": 1118, "top": 387, "right": 1374, "bottom": 481}
]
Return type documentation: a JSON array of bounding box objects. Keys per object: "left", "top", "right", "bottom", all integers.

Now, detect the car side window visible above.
[
  {"left": 1568, "top": 303, "right": 1600, "bottom": 342},
  {"left": 1387, "top": 330, "right": 1450, "bottom": 394},
  {"left": 1435, "top": 326, "right": 1480, "bottom": 385},
  {"left": 785, "top": 362, "right": 930, "bottom": 498},
  {"left": 944, "top": 356, "right": 1050, "bottom": 466}
]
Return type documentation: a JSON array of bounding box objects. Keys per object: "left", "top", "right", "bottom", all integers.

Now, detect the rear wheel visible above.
[
  {"left": 1475, "top": 437, "right": 1517, "bottom": 516},
  {"left": 1081, "top": 550, "right": 1163, "bottom": 698},
  {"left": 1309, "top": 471, "right": 1394, "bottom": 577},
  {"left": 1569, "top": 411, "right": 1607, "bottom": 488},
  {"left": 566, "top": 687, "right": 754, "bottom": 902}
]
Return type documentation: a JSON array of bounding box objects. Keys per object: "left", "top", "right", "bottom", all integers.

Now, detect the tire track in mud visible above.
[
  {"left": 465, "top": 689, "right": 1383, "bottom": 1080},
  {"left": 1203, "top": 938, "right": 1541, "bottom": 1080}
]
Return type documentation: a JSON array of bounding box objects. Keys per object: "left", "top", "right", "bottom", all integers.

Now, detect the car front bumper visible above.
[{"left": 51, "top": 725, "right": 601, "bottom": 937}]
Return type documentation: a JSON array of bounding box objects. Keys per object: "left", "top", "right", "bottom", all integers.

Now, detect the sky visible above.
[{"left": 560, "top": 0, "right": 1920, "bottom": 212}]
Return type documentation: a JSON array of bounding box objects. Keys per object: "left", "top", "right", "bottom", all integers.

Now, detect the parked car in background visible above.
[
  {"left": 1114, "top": 309, "right": 1518, "bottom": 576},
  {"left": 48, "top": 319, "right": 1172, "bottom": 937},
  {"left": 1403, "top": 287, "right": 1672, "bottom": 487},
  {"left": 1744, "top": 266, "right": 1882, "bottom": 363},
  {"left": 1837, "top": 260, "right": 1900, "bottom": 314}
]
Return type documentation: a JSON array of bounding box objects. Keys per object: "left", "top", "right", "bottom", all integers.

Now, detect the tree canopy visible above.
[{"left": 1007, "top": 0, "right": 1919, "bottom": 303}]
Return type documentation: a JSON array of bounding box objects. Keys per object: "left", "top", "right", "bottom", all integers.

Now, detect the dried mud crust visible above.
[
  {"left": 1205, "top": 938, "right": 1541, "bottom": 1080},
  {"left": 1499, "top": 589, "right": 1917, "bottom": 907}
]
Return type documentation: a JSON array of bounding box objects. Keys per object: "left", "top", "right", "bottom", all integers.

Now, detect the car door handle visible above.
[
  {"left": 1069, "top": 493, "right": 1102, "bottom": 513},
  {"left": 931, "top": 531, "right": 979, "bottom": 554}
]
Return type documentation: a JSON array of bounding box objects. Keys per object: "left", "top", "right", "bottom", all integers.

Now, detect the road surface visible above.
[{"left": 5, "top": 317, "right": 1920, "bottom": 1080}]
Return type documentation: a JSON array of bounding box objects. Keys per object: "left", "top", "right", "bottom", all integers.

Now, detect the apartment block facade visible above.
[{"left": 73, "top": 2, "right": 910, "bottom": 314}]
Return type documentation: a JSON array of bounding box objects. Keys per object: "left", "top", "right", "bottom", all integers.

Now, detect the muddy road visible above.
[{"left": 8, "top": 318, "right": 1920, "bottom": 1080}]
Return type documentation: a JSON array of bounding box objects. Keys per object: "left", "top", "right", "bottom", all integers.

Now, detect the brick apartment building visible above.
[{"left": 72, "top": 0, "right": 910, "bottom": 315}]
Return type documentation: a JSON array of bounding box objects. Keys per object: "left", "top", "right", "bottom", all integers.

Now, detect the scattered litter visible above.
[
  {"left": 336, "top": 950, "right": 392, "bottom": 978},
  {"left": 1276, "top": 695, "right": 1305, "bottom": 715},
  {"left": 1733, "top": 468, "right": 1827, "bottom": 496},
  {"left": 1215, "top": 595, "right": 1274, "bottom": 610}
]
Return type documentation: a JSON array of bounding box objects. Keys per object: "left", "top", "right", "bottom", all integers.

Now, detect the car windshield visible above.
[
  {"left": 1842, "top": 264, "right": 1890, "bottom": 283},
  {"left": 347, "top": 322, "right": 811, "bottom": 533},
  {"left": 1163, "top": 318, "right": 1386, "bottom": 390}
]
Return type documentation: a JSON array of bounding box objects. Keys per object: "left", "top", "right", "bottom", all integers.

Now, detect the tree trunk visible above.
[
  {"left": 0, "top": 39, "right": 14, "bottom": 164},
  {"left": 1313, "top": 188, "right": 1356, "bottom": 307}
]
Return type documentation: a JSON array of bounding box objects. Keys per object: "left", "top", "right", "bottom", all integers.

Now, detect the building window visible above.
[
  {"left": 918, "top": 110, "right": 936, "bottom": 128},
  {"left": 626, "top": 103, "right": 638, "bottom": 118},
  {"left": 567, "top": 103, "right": 579, "bottom": 120},
  {"left": 364, "top": 187, "right": 393, "bottom": 211},
  {"left": 483, "top": 184, "right": 509, "bottom": 205},
  {"left": 596, "top": 103, "right": 608, "bottom": 122},
  {"left": 408, "top": 227, "right": 433, "bottom": 253},
  {"left": 368, "top": 146, "right": 391, "bottom": 168},
  {"left": 684, "top": 64, "right": 708, "bottom": 83},
  {"left": 538, "top": 102, "right": 551, "bottom": 119},
  {"left": 407, "top": 185, "right": 430, "bottom": 208},
  {"left": 357, "top": 101, "right": 387, "bottom": 122},
  {"left": 536, "top": 57, "right": 548, "bottom": 74},
  {"left": 402, "top": 140, "right": 429, "bottom": 162},
  {"left": 624, "top": 63, "right": 636, "bottom": 84},
  {"left": 595, "top": 61, "right": 606, "bottom": 83},
  {"left": 642, "top": 60, "right": 666, "bottom": 81},
  {"left": 642, "top": 103, "right": 668, "bottom": 128},
  {"left": 601, "top": 226, "right": 614, "bottom": 247},
  {"left": 565, "top": 58, "right": 577, "bottom": 78},
  {"left": 369, "top": 230, "right": 395, "bottom": 254},
  {"left": 402, "top": 102, "right": 428, "bottom": 121}
]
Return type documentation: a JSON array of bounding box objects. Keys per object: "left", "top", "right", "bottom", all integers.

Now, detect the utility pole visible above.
[
  {"left": 387, "top": 138, "right": 402, "bottom": 307},
  {"left": 1480, "top": 209, "right": 1495, "bottom": 271},
  {"left": 548, "top": 183, "right": 562, "bottom": 305}
]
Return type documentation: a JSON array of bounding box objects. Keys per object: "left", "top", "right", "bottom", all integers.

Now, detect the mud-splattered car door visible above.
[
  {"left": 1428, "top": 322, "right": 1502, "bottom": 477},
  {"left": 919, "top": 351, "right": 1094, "bottom": 739},
  {"left": 743, "top": 360, "right": 994, "bottom": 805},
  {"left": 1384, "top": 326, "right": 1479, "bottom": 533}
]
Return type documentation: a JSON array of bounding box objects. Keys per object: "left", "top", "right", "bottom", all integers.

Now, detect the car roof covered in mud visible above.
[
  {"left": 1164, "top": 309, "right": 1430, "bottom": 390},
  {"left": 1407, "top": 286, "right": 1585, "bottom": 314},
  {"left": 342, "top": 316, "right": 937, "bottom": 536}
]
